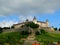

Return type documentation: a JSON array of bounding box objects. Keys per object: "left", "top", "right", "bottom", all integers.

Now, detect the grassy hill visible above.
[
  {"left": 36, "top": 33, "right": 60, "bottom": 42},
  {"left": 0, "top": 31, "right": 60, "bottom": 45},
  {"left": 0, "top": 32, "right": 28, "bottom": 45}
]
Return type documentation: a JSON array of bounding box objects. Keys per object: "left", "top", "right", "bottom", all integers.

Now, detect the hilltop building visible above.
[
  {"left": 3, "top": 16, "right": 54, "bottom": 32},
  {"left": 13, "top": 16, "right": 49, "bottom": 28}
]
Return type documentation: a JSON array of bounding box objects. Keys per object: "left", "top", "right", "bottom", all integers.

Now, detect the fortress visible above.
[
  {"left": 13, "top": 16, "right": 49, "bottom": 28},
  {"left": 3, "top": 16, "right": 54, "bottom": 32}
]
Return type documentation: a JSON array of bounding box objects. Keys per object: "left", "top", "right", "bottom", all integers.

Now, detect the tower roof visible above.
[
  {"left": 33, "top": 16, "right": 36, "bottom": 20},
  {"left": 26, "top": 19, "right": 29, "bottom": 21}
]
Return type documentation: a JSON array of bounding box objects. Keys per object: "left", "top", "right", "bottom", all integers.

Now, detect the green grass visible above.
[
  {"left": 35, "top": 32, "right": 60, "bottom": 42},
  {"left": 0, "top": 32, "right": 28, "bottom": 45},
  {"left": 0, "top": 31, "right": 60, "bottom": 45}
]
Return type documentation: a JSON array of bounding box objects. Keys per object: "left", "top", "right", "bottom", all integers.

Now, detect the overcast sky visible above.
[{"left": 0, "top": 0, "right": 60, "bottom": 28}]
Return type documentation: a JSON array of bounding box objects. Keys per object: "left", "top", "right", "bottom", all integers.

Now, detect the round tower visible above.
[
  {"left": 26, "top": 19, "right": 28, "bottom": 21},
  {"left": 46, "top": 19, "right": 49, "bottom": 27},
  {"left": 26, "top": 19, "right": 29, "bottom": 23}
]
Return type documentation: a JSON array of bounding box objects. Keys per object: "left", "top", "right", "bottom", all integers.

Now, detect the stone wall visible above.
[
  {"left": 40, "top": 27, "right": 55, "bottom": 32},
  {"left": 2, "top": 26, "right": 30, "bottom": 33}
]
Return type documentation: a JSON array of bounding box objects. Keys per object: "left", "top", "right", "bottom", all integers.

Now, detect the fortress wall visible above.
[
  {"left": 14, "top": 24, "right": 25, "bottom": 28},
  {"left": 40, "top": 27, "right": 55, "bottom": 32},
  {"left": 2, "top": 26, "right": 30, "bottom": 33}
]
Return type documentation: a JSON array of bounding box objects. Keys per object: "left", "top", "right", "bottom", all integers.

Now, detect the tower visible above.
[
  {"left": 46, "top": 19, "right": 49, "bottom": 27},
  {"left": 33, "top": 16, "right": 36, "bottom": 20},
  {"left": 26, "top": 19, "right": 29, "bottom": 22},
  {"left": 33, "top": 16, "right": 37, "bottom": 24}
]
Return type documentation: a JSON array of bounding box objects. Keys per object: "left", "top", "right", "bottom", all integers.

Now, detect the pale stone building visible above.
[
  {"left": 13, "top": 16, "right": 49, "bottom": 28},
  {"left": 33, "top": 16, "right": 49, "bottom": 28},
  {"left": 3, "top": 16, "right": 54, "bottom": 32}
]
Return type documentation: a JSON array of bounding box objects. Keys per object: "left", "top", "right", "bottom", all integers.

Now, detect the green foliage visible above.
[
  {"left": 20, "top": 31, "right": 31, "bottom": 35},
  {"left": 54, "top": 27, "right": 57, "bottom": 31},
  {"left": 0, "top": 32, "right": 28, "bottom": 45},
  {"left": 35, "top": 32, "right": 60, "bottom": 43},
  {"left": 40, "top": 29, "right": 47, "bottom": 34},
  {"left": 0, "top": 27, "right": 2, "bottom": 33},
  {"left": 11, "top": 25, "right": 14, "bottom": 29},
  {"left": 0, "top": 30, "right": 60, "bottom": 44},
  {"left": 35, "top": 31, "right": 41, "bottom": 35},
  {"left": 59, "top": 28, "right": 60, "bottom": 31},
  {"left": 25, "top": 22, "right": 39, "bottom": 28},
  {"left": 19, "top": 40, "right": 24, "bottom": 45}
]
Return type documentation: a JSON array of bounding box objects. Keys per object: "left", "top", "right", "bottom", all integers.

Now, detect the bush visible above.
[
  {"left": 11, "top": 26, "right": 14, "bottom": 29},
  {"left": 35, "top": 31, "right": 41, "bottom": 35},
  {"left": 54, "top": 27, "right": 57, "bottom": 31},
  {"left": 21, "top": 31, "right": 29, "bottom": 35},
  {"left": 0, "top": 27, "right": 2, "bottom": 33},
  {"left": 0, "top": 32, "right": 28, "bottom": 45},
  {"left": 19, "top": 40, "right": 24, "bottom": 45},
  {"left": 59, "top": 28, "right": 60, "bottom": 31},
  {"left": 25, "top": 22, "right": 39, "bottom": 28},
  {"left": 40, "top": 29, "right": 47, "bottom": 34}
]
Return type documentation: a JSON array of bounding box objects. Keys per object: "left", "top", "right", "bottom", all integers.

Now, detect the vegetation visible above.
[
  {"left": 0, "top": 29, "right": 60, "bottom": 45},
  {"left": 0, "top": 27, "right": 3, "bottom": 33},
  {"left": 59, "top": 28, "right": 60, "bottom": 31},
  {"left": 35, "top": 30, "right": 60, "bottom": 43},
  {"left": 35, "top": 31, "right": 41, "bottom": 35},
  {"left": 54, "top": 27, "right": 57, "bottom": 31},
  {"left": 11, "top": 25, "right": 14, "bottom": 29},
  {"left": 0, "top": 32, "right": 28, "bottom": 45},
  {"left": 25, "top": 22, "right": 39, "bottom": 28},
  {"left": 20, "top": 30, "right": 31, "bottom": 35}
]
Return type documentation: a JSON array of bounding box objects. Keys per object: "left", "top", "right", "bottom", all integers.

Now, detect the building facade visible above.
[
  {"left": 33, "top": 16, "right": 49, "bottom": 28},
  {"left": 3, "top": 16, "right": 54, "bottom": 32},
  {"left": 13, "top": 16, "right": 49, "bottom": 28}
]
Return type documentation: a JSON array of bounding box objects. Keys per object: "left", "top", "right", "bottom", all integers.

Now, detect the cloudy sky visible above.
[{"left": 0, "top": 0, "right": 60, "bottom": 28}]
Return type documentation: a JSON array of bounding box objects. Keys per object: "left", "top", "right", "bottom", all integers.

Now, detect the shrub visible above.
[
  {"left": 54, "top": 27, "right": 57, "bottom": 31},
  {"left": 25, "top": 22, "right": 39, "bottom": 28},
  {"left": 0, "top": 27, "right": 2, "bottom": 33},
  {"left": 35, "top": 31, "right": 41, "bottom": 35},
  {"left": 40, "top": 29, "right": 47, "bottom": 34},
  {"left": 59, "top": 28, "right": 60, "bottom": 31},
  {"left": 11, "top": 26, "right": 14, "bottom": 29},
  {"left": 21, "top": 31, "right": 29, "bottom": 35}
]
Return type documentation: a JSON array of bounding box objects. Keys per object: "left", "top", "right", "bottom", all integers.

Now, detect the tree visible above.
[
  {"left": 25, "top": 22, "right": 39, "bottom": 28},
  {"left": 0, "top": 27, "right": 2, "bottom": 33},
  {"left": 59, "top": 28, "right": 60, "bottom": 31},
  {"left": 40, "top": 29, "right": 47, "bottom": 34},
  {"left": 20, "top": 31, "right": 29, "bottom": 35},
  {"left": 54, "top": 27, "right": 57, "bottom": 31},
  {"left": 35, "top": 31, "right": 41, "bottom": 35},
  {"left": 11, "top": 26, "right": 14, "bottom": 29},
  {"left": 3, "top": 27, "right": 10, "bottom": 29}
]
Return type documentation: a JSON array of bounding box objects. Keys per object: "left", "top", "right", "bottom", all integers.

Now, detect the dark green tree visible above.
[
  {"left": 25, "top": 22, "right": 39, "bottom": 28},
  {"left": 40, "top": 29, "right": 47, "bottom": 34},
  {"left": 59, "top": 28, "right": 60, "bottom": 31},
  {"left": 0, "top": 27, "right": 2, "bottom": 33},
  {"left": 11, "top": 25, "right": 14, "bottom": 29},
  {"left": 35, "top": 31, "right": 41, "bottom": 35},
  {"left": 54, "top": 27, "right": 57, "bottom": 31},
  {"left": 21, "top": 31, "right": 29, "bottom": 35}
]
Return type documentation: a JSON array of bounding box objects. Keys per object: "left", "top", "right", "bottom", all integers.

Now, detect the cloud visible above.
[
  {"left": 19, "top": 15, "right": 34, "bottom": 22},
  {"left": 0, "top": 0, "right": 60, "bottom": 16},
  {"left": 0, "top": 0, "right": 60, "bottom": 27},
  {"left": 0, "top": 20, "right": 18, "bottom": 28}
]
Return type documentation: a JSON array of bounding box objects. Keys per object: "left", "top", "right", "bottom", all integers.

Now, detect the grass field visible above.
[
  {"left": 0, "top": 32, "right": 28, "bottom": 45},
  {"left": 35, "top": 32, "right": 60, "bottom": 42},
  {"left": 0, "top": 31, "right": 60, "bottom": 45}
]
